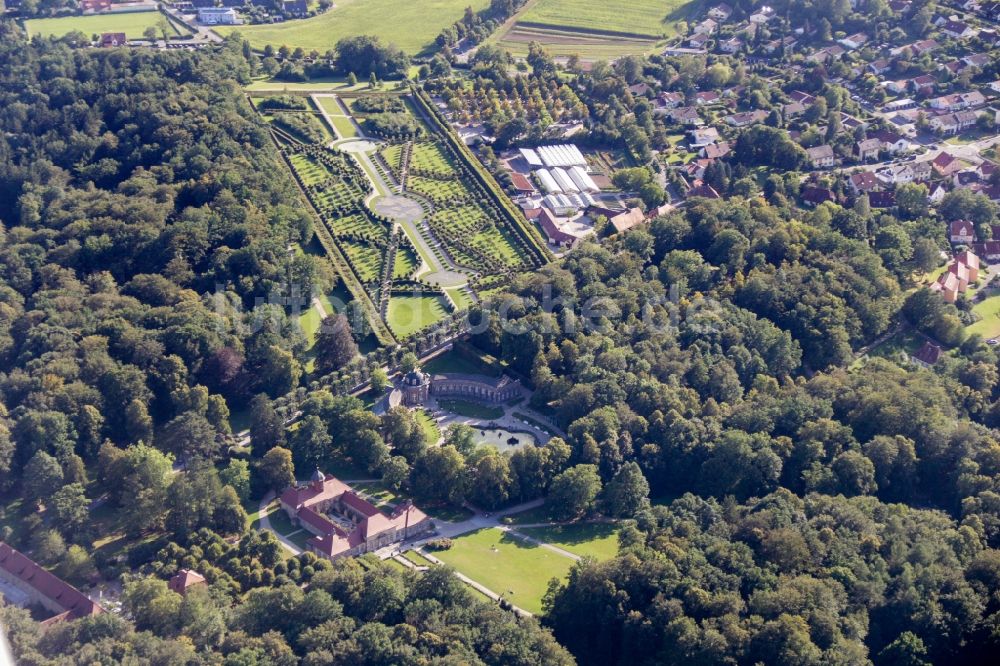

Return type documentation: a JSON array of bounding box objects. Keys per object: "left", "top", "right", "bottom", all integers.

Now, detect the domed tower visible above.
[
  {"left": 400, "top": 369, "right": 431, "bottom": 406},
  {"left": 310, "top": 468, "right": 326, "bottom": 491}
]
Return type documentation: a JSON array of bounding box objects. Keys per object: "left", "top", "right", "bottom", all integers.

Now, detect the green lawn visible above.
[
  {"left": 314, "top": 96, "right": 360, "bottom": 139},
  {"left": 968, "top": 294, "right": 1000, "bottom": 339},
  {"left": 414, "top": 408, "right": 442, "bottom": 444},
  {"left": 402, "top": 549, "right": 435, "bottom": 566},
  {"left": 424, "top": 350, "right": 500, "bottom": 377},
  {"left": 517, "top": 0, "right": 688, "bottom": 37},
  {"left": 351, "top": 481, "right": 404, "bottom": 510},
  {"left": 219, "top": 0, "right": 492, "bottom": 55},
  {"left": 437, "top": 399, "right": 504, "bottom": 420},
  {"left": 246, "top": 77, "right": 368, "bottom": 92},
  {"left": 387, "top": 294, "right": 450, "bottom": 338},
  {"left": 503, "top": 504, "right": 553, "bottom": 525},
  {"left": 25, "top": 11, "right": 183, "bottom": 39},
  {"left": 434, "top": 528, "right": 575, "bottom": 614},
  {"left": 264, "top": 506, "right": 312, "bottom": 550},
  {"left": 519, "top": 523, "right": 621, "bottom": 560}
]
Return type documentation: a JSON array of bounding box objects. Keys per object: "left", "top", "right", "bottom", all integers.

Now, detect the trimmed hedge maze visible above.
[{"left": 281, "top": 142, "right": 394, "bottom": 310}]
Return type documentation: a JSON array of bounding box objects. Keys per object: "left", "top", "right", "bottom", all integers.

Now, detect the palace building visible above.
[{"left": 279, "top": 472, "right": 431, "bottom": 560}]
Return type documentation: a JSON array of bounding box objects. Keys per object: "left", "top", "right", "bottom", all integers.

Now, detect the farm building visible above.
[
  {"left": 568, "top": 166, "right": 600, "bottom": 192},
  {"left": 551, "top": 167, "right": 580, "bottom": 193},
  {"left": 198, "top": 7, "right": 241, "bottom": 24},
  {"left": 535, "top": 168, "right": 560, "bottom": 194},
  {"left": 535, "top": 144, "right": 588, "bottom": 168}
]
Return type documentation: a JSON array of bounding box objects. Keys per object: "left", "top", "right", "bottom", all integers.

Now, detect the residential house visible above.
[
  {"left": 99, "top": 32, "right": 126, "bottom": 47},
  {"left": 708, "top": 3, "right": 733, "bottom": 21},
  {"left": 932, "top": 151, "right": 963, "bottom": 177},
  {"left": 909, "top": 74, "right": 937, "bottom": 94},
  {"left": 667, "top": 106, "right": 702, "bottom": 125},
  {"left": 806, "top": 145, "right": 836, "bottom": 168},
  {"left": 764, "top": 36, "right": 797, "bottom": 53},
  {"left": 876, "top": 164, "right": 916, "bottom": 186},
  {"left": 838, "top": 32, "right": 869, "bottom": 49},
  {"left": 868, "top": 58, "right": 891, "bottom": 75},
  {"left": 849, "top": 171, "right": 881, "bottom": 193},
  {"left": 930, "top": 110, "right": 979, "bottom": 135},
  {"left": 938, "top": 60, "right": 966, "bottom": 76},
  {"left": 197, "top": 7, "right": 240, "bottom": 24},
  {"left": 871, "top": 128, "right": 909, "bottom": 154},
  {"left": 628, "top": 83, "right": 651, "bottom": 96},
  {"left": 168, "top": 570, "right": 207, "bottom": 596},
  {"left": 720, "top": 36, "right": 744, "bottom": 53},
  {"left": 963, "top": 53, "right": 991, "bottom": 69},
  {"left": 784, "top": 101, "right": 806, "bottom": 117},
  {"left": 282, "top": 0, "right": 308, "bottom": 14},
  {"left": 869, "top": 190, "right": 897, "bottom": 208},
  {"left": 689, "top": 127, "right": 721, "bottom": 147},
  {"left": 989, "top": 80, "right": 1000, "bottom": 93},
  {"left": 725, "top": 109, "right": 768, "bottom": 127},
  {"left": 886, "top": 80, "right": 910, "bottom": 94},
  {"left": 688, "top": 32, "right": 711, "bottom": 49},
  {"left": 802, "top": 186, "right": 837, "bottom": 206},
  {"left": 694, "top": 18, "right": 718, "bottom": 35},
  {"left": 941, "top": 20, "right": 977, "bottom": 39},
  {"left": 950, "top": 219, "right": 977, "bottom": 244},
  {"left": 608, "top": 207, "right": 648, "bottom": 234},
  {"left": 912, "top": 159, "right": 933, "bottom": 180},
  {"left": 912, "top": 341, "right": 943, "bottom": 366},
  {"left": 701, "top": 141, "right": 731, "bottom": 159},
  {"left": 856, "top": 137, "right": 881, "bottom": 161},
  {"left": 957, "top": 250, "right": 981, "bottom": 281},
  {"left": 928, "top": 181, "right": 949, "bottom": 203},
  {"left": 694, "top": 90, "right": 721, "bottom": 105},
  {"left": 974, "top": 240, "right": 1000, "bottom": 260},
  {"left": 809, "top": 45, "right": 846, "bottom": 63},
  {"left": 658, "top": 91, "right": 684, "bottom": 108},
  {"left": 687, "top": 183, "right": 722, "bottom": 198},
  {"left": 931, "top": 269, "right": 965, "bottom": 302},
  {"left": 749, "top": 5, "right": 775, "bottom": 22},
  {"left": 929, "top": 90, "right": 986, "bottom": 111}
]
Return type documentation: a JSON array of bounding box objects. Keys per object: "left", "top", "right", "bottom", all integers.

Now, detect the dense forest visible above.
[
  {"left": 3, "top": 12, "right": 1000, "bottom": 666},
  {"left": 460, "top": 195, "right": 1000, "bottom": 664}
]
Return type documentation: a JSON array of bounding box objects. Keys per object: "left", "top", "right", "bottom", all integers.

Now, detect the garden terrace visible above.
[
  {"left": 409, "top": 141, "right": 458, "bottom": 178},
  {"left": 378, "top": 143, "right": 407, "bottom": 181},
  {"left": 410, "top": 88, "right": 552, "bottom": 266},
  {"left": 271, "top": 112, "right": 330, "bottom": 144},
  {"left": 408, "top": 175, "right": 471, "bottom": 206}
]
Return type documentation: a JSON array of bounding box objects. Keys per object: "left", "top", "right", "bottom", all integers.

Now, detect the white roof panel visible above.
[
  {"left": 535, "top": 169, "right": 561, "bottom": 194},
  {"left": 520, "top": 148, "right": 543, "bottom": 166},
  {"left": 551, "top": 167, "right": 579, "bottom": 193}
]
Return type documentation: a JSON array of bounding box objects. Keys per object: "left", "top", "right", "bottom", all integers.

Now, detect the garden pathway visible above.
[{"left": 257, "top": 491, "right": 303, "bottom": 556}]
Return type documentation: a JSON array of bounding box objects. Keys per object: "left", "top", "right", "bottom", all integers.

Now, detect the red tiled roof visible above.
[
  {"left": 510, "top": 172, "right": 534, "bottom": 192},
  {"left": 913, "top": 341, "right": 942, "bottom": 365},
  {"left": 0, "top": 543, "right": 103, "bottom": 621},
  {"left": 168, "top": 569, "right": 206, "bottom": 595}
]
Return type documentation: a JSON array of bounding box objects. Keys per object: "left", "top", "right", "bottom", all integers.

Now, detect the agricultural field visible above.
[
  {"left": 434, "top": 528, "right": 575, "bottom": 614},
  {"left": 25, "top": 10, "right": 185, "bottom": 39},
  {"left": 217, "top": 0, "right": 492, "bottom": 55},
  {"left": 495, "top": 0, "right": 696, "bottom": 58}
]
